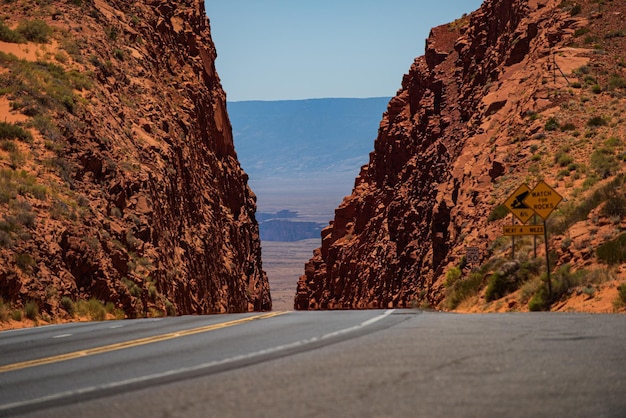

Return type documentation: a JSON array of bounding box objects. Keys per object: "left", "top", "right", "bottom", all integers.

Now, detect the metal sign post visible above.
[{"left": 523, "top": 181, "right": 563, "bottom": 300}]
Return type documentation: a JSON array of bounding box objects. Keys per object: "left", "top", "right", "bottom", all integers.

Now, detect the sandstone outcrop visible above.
[
  {"left": 296, "top": 0, "right": 626, "bottom": 311},
  {"left": 0, "top": 0, "right": 270, "bottom": 320}
]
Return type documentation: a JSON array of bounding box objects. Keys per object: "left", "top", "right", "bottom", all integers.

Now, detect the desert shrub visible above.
[
  {"left": 0, "top": 53, "right": 85, "bottom": 118},
  {"left": 0, "top": 18, "right": 24, "bottom": 43},
  {"left": 0, "top": 122, "right": 33, "bottom": 142},
  {"left": 601, "top": 194, "right": 626, "bottom": 218},
  {"left": 574, "top": 27, "right": 590, "bottom": 37},
  {"left": 123, "top": 277, "right": 142, "bottom": 298},
  {"left": 60, "top": 296, "right": 75, "bottom": 317},
  {"left": 570, "top": 4, "right": 581, "bottom": 16},
  {"left": 88, "top": 299, "right": 106, "bottom": 321},
  {"left": 76, "top": 298, "right": 106, "bottom": 321},
  {"left": 527, "top": 265, "right": 580, "bottom": 311},
  {"left": 555, "top": 151, "right": 574, "bottom": 167},
  {"left": 596, "top": 233, "right": 626, "bottom": 265},
  {"left": 16, "top": 19, "right": 52, "bottom": 43},
  {"left": 552, "top": 264, "right": 587, "bottom": 297},
  {"left": 587, "top": 116, "right": 608, "bottom": 127},
  {"left": 583, "top": 35, "right": 598, "bottom": 45},
  {"left": 544, "top": 117, "right": 560, "bottom": 131},
  {"left": 11, "top": 309, "right": 22, "bottom": 321},
  {"left": 104, "top": 302, "right": 124, "bottom": 319},
  {"left": 15, "top": 253, "right": 35, "bottom": 271},
  {"left": 590, "top": 148, "right": 619, "bottom": 178},
  {"left": 552, "top": 175, "right": 624, "bottom": 234},
  {"left": 608, "top": 75, "right": 626, "bottom": 90},
  {"left": 529, "top": 284, "right": 551, "bottom": 311},
  {"left": 485, "top": 259, "right": 542, "bottom": 302},
  {"left": 445, "top": 266, "right": 462, "bottom": 287},
  {"left": 605, "top": 30, "right": 625, "bottom": 39},
  {"left": 445, "top": 272, "right": 484, "bottom": 310},
  {"left": 24, "top": 300, "right": 39, "bottom": 321},
  {"left": 148, "top": 283, "right": 158, "bottom": 300},
  {"left": 488, "top": 205, "right": 509, "bottom": 222},
  {"left": 0, "top": 230, "right": 11, "bottom": 248},
  {"left": 165, "top": 299, "right": 176, "bottom": 316},
  {"left": 485, "top": 271, "right": 510, "bottom": 302},
  {"left": 560, "top": 122, "right": 576, "bottom": 131}
]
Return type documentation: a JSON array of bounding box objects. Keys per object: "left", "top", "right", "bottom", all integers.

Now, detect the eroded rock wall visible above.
[
  {"left": 0, "top": 0, "right": 270, "bottom": 317},
  {"left": 295, "top": 0, "right": 577, "bottom": 310}
]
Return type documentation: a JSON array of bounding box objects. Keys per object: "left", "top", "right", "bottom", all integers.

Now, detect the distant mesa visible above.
[
  {"left": 257, "top": 210, "right": 324, "bottom": 242},
  {"left": 256, "top": 210, "right": 298, "bottom": 222}
]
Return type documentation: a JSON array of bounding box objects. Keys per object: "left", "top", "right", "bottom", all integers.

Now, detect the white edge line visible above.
[{"left": 0, "top": 309, "right": 396, "bottom": 412}]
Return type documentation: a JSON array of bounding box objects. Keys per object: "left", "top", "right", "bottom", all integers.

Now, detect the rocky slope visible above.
[
  {"left": 0, "top": 0, "right": 270, "bottom": 325},
  {"left": 296, "top": 0, "right": 626, "bottom": 312}
]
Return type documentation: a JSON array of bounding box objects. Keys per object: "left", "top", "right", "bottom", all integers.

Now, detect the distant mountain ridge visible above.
[{"left": 228, "top": 97, "right": 391, "bottom": 182}]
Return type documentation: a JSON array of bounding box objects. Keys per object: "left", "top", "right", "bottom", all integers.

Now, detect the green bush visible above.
[
  {"left": 445, "top": 272, "right": 484, "bottom": 310},
  {"left": 485, "top": 272, "right": 510, "bottom": 302},
  {"left": 88, "top": 299, "right": 106, "bottom": 321},
  {"left": 526, "top": 265, "right": 583, "bottom": 311},
  {"left": 485, "top": 259, "right": 542, "bottom": 302},
  {"left": 590, "top": 148, "right": 619, "bottom": 178},
  {"left": 445, "top": 266, "right": 462, "bottom": 287},
  {"left": 552, "top": 175, "right": 624, "bottom": 234},
  {"left": 574, "top": 27, "right": 590, "bottom": 37},
  {"left": 601, "top": 194, "right": 626, "bottom": 218},
  {"left": 24, "top": 300, "right": 38, "bottom": 321},
  {"left": 0, "top": 122, "right": 33, "bottom": 142},
  {"left": 60, "top": 296, "right": 75, "bottom": 317},
  {"left": 123, "top": 277, "right": 142, "bottom": 298},
  {"left": 76, "top": 298, "right": 107, "bottom": 321},
  {"left": 165, "top": 299, "right": 176, "bottom": 316},
  {"left": 556, "top": 152, "right": 574, "bottom": 167},
  {"left": 0, "top": 18, "right": 25, "bottom": 43},
  {"left": 608, "top": 75, "right": 626, "bottom": 90},
  {"left": 544, "top": 117, "right": 560, "bottom": 131},
  {"left": 587, "top": 116, "right": 608, "bottom": 127},
  {"left": 16, "top": 19, "right": 52, "bottom": 43},
  {"left": 15, "top": 253, "right": 36, "bottom": 271},
  {"left": 11, "top": 309, "right": 22, "bottom": 321},
  {"left": 529, "top": 285, "right": 551, "bottom": 311},
  {"left": 597, "top": 233, "right": 626, "bottom": 265}
]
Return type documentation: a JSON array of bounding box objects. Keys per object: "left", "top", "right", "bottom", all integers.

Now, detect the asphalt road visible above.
[{"left": 1, "top": 310, "right": 625, "bottom": 417}]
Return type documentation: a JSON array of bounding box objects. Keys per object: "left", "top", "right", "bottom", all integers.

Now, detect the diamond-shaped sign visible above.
[
  {"left": 523, "top": 180, "right": 563, "bottom": 220},
  {"left": 503, "top": 183, "right": 535, "bottom": 224}
]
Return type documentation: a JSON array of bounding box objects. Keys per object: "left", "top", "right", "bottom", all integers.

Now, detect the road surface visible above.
[{"left": 1, "top": 310, "right": 624, "bottom": 417}]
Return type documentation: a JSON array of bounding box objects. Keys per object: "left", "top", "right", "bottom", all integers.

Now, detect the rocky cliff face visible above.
[
  {"left": 296, "top": 0, "right": 626, "bottom": 311},
  {"left": 0, "top": 0, "right": 270, "bottom": 320}
]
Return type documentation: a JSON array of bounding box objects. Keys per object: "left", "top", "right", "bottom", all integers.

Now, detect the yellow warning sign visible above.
[
  {"left": 523, "top": 181, "right": 563, "bottom": 220},
  {"left": 503, "top": 224, "right": 545, "bottom": 236},
  {"left": 503, "top": 184, "right": 535, "bottom": 224}
]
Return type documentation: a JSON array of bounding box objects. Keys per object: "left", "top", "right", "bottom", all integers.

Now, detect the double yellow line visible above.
[{"left": 0, "top": 311, "right": 287, "bottom": 373}]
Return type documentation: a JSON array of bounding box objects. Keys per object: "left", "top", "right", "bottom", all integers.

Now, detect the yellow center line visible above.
[{"left": 0, "top": 311, "right": 288, "bottom": 373}]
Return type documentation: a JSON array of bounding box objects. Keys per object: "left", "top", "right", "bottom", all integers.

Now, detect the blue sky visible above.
[{"left": 205, "top": 1, "right": 484, "bottom": 101}]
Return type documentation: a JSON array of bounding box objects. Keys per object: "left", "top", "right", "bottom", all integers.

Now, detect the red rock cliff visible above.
[
  {"left": 294, "top": 0, "right": 613, "bottom": 310},
  {"left": 0, "top": 0, "right": 270, "bottom": 319}
]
